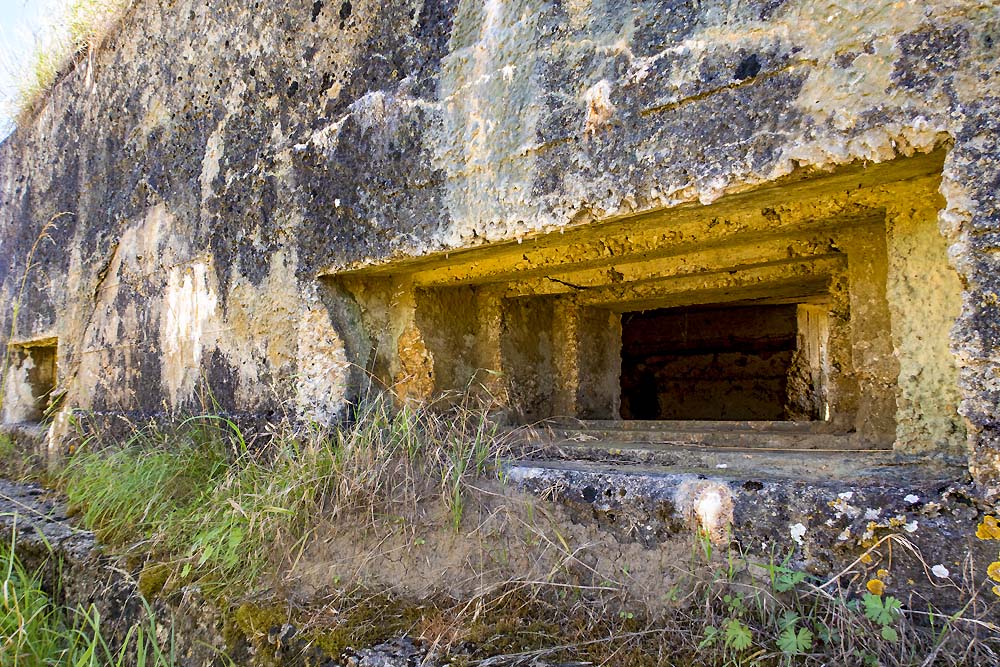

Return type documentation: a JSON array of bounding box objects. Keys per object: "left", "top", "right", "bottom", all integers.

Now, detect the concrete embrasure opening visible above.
[
  {"left": 326, "top": 152, "right": 966, "bottom": 458},
  {"left": 4, "top": 340, "right": 58, "bottom": 423},
  {"left": 620, "top": 302, "right": 826, "bottom": 421}
]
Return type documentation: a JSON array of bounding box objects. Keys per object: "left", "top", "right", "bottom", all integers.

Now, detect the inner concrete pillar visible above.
[
  {"left": 414, "top": 285, "right": 475, "bottom": 396},
  {"left": 823, "top": 268, "right": 858, "bottom": 435},
  {"left": 884, "top": 197, "right": 965, "bottom": 456},
  {"left": 389, "top": 279, "right": 435, "bottom": 404},
  {"left": 501, "top": 296, "right": 555, "bottom": 422},
  {"left": 473, "top": 287, "right": 508, "bottom": 402},
  {"left": 576, "top": 307, "right": 621, "bottom": 419},
  {"left": 841, "top": 226, "right": 899, "bottom": 445},
  {"left": 786, "top": 304, "right": 831, "bottom": 421},
  {"left": 551, "top": 297, "right": 580, "bottom": 417}
]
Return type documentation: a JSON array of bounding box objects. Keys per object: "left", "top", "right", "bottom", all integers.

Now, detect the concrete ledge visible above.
[{"left": 506, "top": 458, "right": 998, "bottom": 613}]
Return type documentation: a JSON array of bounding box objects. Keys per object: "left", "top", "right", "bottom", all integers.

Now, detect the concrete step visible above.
[
  {"left": 506, "top": 454, "right": 966, "bottom": 497},
  {"left": 518, "top": 419, "right": 872, "bottom": 451},
  {"left": 514, "top": 439, "right": 897, "bottom": 478},
  {"left": 548, "top": 419, "right": 831, "bottom": 432},
  {"left": 509, "top": 445, "right": 966, "bottom": 486}
]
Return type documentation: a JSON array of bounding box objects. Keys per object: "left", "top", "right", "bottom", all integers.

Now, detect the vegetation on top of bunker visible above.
[
  {"left": 16, "top": 392, "right": 991, "bottom": 666},
  {"left": 5, "top": 0, "right": 132, "bottom": 128}
]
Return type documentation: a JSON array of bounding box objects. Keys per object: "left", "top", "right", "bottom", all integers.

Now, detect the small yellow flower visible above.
[
  {"left": 993, "top": 585, "right": 1000, "bottom": 598},
  {"left": 867, "top": 579, "right": 885, "bottom": 595},
  {"left": 987, "top": 561, "right": 1000, "bottom": 582},
  {"left": 977, "top": 516, "right": 1000, "bottom": 540},
  {"left": 860, "top": 553, "right": 874, "bottom": 565},
  {"left": 877, "top": 568, "right": 890, "bottom": 578}
]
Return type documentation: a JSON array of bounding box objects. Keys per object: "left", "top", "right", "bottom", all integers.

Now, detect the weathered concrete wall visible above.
[{"left": 0, "top": 1, "right": 998, "bottom": 486}]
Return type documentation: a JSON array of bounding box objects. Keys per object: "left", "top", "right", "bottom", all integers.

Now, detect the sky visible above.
[{"left": 0, "top": 0, "right": 55, "bottom": 137}]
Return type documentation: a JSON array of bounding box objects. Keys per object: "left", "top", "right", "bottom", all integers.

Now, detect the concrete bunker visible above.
[
  {"left": 2, "top": 339, "right": 58, "bottom": 424},
  {"left": 329, "top": 152, "right": 965, "bottom": 457}
]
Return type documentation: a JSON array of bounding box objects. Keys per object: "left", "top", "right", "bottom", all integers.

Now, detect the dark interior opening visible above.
[{"left": 619, "top": 303, "right": 803, "bottom": 421}]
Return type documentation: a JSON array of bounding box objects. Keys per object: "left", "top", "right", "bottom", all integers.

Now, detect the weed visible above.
[
  {"left": 0, "top": 524, "right": 174, "bottom": 666},
  {"left": 44, "top": 398, "right": 1000, "bottom": 666}
]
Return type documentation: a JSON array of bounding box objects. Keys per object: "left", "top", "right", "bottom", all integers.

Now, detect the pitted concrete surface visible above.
[
  {"left": 0, "top": 477, "right": 95, "bottom": 563},
  {"left": 513, "top": 447, "right": 965, "bottom": 485}
]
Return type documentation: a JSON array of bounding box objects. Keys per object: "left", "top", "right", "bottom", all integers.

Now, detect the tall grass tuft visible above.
[{"left": 58, "top": 393, "right": 512, "bottom": 592}]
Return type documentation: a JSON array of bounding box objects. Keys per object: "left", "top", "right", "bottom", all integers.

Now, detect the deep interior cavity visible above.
[{"left": 619, "top": 303, "right": 821, "bottom": 422}]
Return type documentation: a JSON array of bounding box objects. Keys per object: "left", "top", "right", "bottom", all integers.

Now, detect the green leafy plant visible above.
[
  {"left": 699, "top": 624, "right": 720, "bottom": 650},
  {"left": 768, "top": 560, "right": 809, "bottom": 593},
  {"left": 724, "top": 617, "right": 753, "bottom": 651},
  {"left": 777, "top": 611, "right": 814, "bottom": 656},
  {"left": 863, "top": 592, "right": 902, "bottom": 641}
]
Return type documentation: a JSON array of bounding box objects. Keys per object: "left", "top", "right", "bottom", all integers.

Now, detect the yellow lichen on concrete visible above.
[{"left": 885, "top": 187, "right": 966, "bottom": 456}]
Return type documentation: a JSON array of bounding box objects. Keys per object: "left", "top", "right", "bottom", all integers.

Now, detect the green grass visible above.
[{"left": 0, "top": 529, "right": 174, "bottom": 666}]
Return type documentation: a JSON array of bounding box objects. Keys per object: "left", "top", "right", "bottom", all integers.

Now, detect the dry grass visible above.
[{"left": 52, "top": 395, "right": 1000, "bottom": 666}]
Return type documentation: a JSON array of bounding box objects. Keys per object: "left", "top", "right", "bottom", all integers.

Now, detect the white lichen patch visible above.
[
  {"left": 200, "top": 126, "right": 225, "bottom": 204},
  {"left": 789, "top": 522, "right": 807, "bottom": 545},
  {"left": 161, "top": 260, "right": 219, "bottom": 408},
  {"left": 830, "top": 494, "right": 861, "bottom": 519},
  {"left": 675, "top": 480, "right": 734, "bottom": 544}
]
